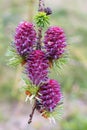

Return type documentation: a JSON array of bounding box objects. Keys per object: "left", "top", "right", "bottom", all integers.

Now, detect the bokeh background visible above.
[{"left": 0, "top": 0, "right": 87, "bottom": 130}]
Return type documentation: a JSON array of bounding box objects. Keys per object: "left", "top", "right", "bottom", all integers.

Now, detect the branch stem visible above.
[
  {"left": 28, "top": 101, "right": 36, "bottom": 124},
  {"left": 38, "top": 0, "right": 45, "bottom": 11},
  {"left": 36, "top": 28, "right": 42, "bottom": 50},
  {"left": 36, "top": 0, "right": 45, "bottom": 50},
  {"left": 28, "top": 0, "right": 45, "bottom": 124}
]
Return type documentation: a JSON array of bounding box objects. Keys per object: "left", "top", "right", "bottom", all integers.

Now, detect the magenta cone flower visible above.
[
  {"left": 26, "top": 50, "right": 49, "bottom": 86},
  {"left": 14, "top": 21, "right": 36, "bottom": 59},
  {"left": 44, "top": 26, "right": 67, "bottom": 60},
  {"left": 37, "top": 79, "right": 62, "bottom": 112}
]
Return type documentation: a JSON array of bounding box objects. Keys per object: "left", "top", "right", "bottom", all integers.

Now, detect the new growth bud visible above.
[{"left": 44, "top": 7, "right": 52, "bottom": 15}]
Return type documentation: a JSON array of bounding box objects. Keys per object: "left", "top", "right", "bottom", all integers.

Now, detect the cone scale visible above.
[
  {"left": 44, "top": 26, "right": 67, "bottom": 60},
  {"left": 14, "top": 21, "right": 36, "bottom": 59}
]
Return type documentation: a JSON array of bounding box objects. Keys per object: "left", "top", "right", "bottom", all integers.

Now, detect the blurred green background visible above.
[{"left": 0, "top": 0, "right": 87, "bottom": 130}]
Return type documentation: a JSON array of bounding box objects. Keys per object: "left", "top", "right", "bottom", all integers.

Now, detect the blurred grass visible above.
[
  {"left": 0, "top": 0, "right": 87, "bottom": 129},
  {"left": 61, "top": 114, "right": 87, "bottom": 130},
  {"left": 0, "top": 0, "right": 87, "bottom": 100}
]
